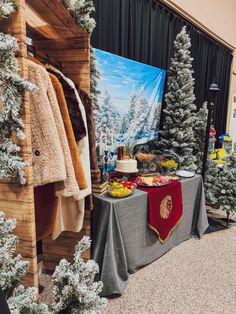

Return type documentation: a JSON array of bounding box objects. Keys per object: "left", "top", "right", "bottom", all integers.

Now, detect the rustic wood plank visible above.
[
  {"left": 0, "top": 0, "right": 38, "bottom": 289},
  {"left": 26, "top": 0, "right": 85, "bottom": 38},
  {"left": 33, "top": 37, "right": 89, "bottom": 50},
  {"left": 17, "top": 240, "right": 37, "bottom": 259}
]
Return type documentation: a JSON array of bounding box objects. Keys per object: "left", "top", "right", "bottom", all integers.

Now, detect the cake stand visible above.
[{"left": 114, "top": 169, "right": 139, "bottom": 181}]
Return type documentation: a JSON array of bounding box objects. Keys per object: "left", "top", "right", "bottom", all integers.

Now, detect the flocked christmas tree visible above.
[
  {"left": 0, "top": 211, "right": 50, "bottom": 313},
  {"left": 0, "top": 210, "right": 107, "bottom": 313},
  {"left": 0, "top": 33, "right": 36, "bottom": 185},
  {"left": 159, "top": 26, "right": 197, "bottom": 171},
  {"left": 52, "top": 236, "right": 107, "bottom": 314},
  {"left": 193, "top": 102, "right": 208, "bottom": 173},
  {"left": 63, "top": 0, "right": 96, "bottom": 33},
  {"left": 0, "top": 0, "right": 15, "bottom": 20},
  {"left": 205, "top": 149, "right": 236, "bottom": 213}
]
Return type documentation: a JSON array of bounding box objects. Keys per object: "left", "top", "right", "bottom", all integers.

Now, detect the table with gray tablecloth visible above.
[{"left": 91, "top": 175, "right": 209, "bottom": 296}]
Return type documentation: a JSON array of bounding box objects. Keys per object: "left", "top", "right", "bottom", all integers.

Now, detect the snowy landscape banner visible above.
[{"left": 94, "top": 48, "right": 166, "bottom": 150}]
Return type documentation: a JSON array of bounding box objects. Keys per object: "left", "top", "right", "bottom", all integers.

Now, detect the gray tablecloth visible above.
[{"left": 91, "top": 175, "right": 208, "bottom": 296}]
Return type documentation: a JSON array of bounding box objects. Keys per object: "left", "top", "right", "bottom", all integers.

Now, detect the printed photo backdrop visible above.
[{"left": 94, "top": 48, "right": 166, "bottom": 152}]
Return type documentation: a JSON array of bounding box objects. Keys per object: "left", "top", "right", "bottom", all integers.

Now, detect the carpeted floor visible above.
[{"left": 40, "top": 211, "right": 236, "bottom": 314}]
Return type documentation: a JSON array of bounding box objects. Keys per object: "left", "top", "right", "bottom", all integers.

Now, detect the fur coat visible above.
[
  {"left": 47, "top": 69, "right": 87, "bottom": 142},
  {"left": 49, "top": 73, "right": 87, "bottom": 190},
  {"left": 27, "top": 60, "right": 80, "bottom": 198}
]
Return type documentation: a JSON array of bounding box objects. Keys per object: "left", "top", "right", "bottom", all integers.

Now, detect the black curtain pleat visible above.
[{"left": 91, "top": 0, "right": 233, "bottom": 137}]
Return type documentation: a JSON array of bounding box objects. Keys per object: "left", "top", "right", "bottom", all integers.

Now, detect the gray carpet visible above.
[{"left": 40, "top": 212, "right": 236, "bottom": 314}]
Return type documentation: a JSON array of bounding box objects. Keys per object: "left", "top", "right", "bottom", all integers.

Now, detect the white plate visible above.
[{"left": 176, "top": 170, "right": 195, "bottom": 178}]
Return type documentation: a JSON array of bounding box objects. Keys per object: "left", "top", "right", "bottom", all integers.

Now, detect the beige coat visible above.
[{"left": 27, "top": 60, "right": 80, "bottom": 199}]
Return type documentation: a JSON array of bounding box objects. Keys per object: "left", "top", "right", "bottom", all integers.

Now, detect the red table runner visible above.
[{"left": 138, "top": 181, "right": 183, "bottom": 243}]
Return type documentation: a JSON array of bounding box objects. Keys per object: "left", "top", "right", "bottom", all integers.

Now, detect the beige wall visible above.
[
  {"left": 163, "top": 0, "right": 236, "bottom": 48},
  {"left": 162, "top": 0, "right": 236, "bottom": 136}
]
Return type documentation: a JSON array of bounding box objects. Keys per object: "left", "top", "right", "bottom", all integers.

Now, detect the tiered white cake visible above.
[{"left": 115, "top": 159, "right": 138, "bottom": 173}]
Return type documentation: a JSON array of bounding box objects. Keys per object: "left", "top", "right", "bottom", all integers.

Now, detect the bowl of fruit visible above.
[{"left": 108, "top": 181, "right": 136, "bottom": 198}]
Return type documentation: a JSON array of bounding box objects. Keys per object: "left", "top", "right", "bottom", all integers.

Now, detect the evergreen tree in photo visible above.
[
  {"left": 148, "top": 102, "right": 162, "bottom": 136},
  {"left": 119, "top": 90, "right": 138, "bottom": 143},
  {"left": 159, "top": 26, "right": 197, "bottom": 171},
  {"left": 135, "top": 87, "right": 150, "bottom": 140},
  {"left": 95, "top": 90, "right": 120, "bottom": 138},
  {"left": 194, "top": 102, "right": 208, "bottom": 173},
  {"left": 124, "top": 86, "right": 150, "bottom": 145},
  {"left": 90, "top": 48, "right": 101, "bottom": 112}
]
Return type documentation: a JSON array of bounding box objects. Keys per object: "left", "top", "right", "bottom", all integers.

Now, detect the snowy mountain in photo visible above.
[{"left": 93, "top": 48, "right": 166, "bottom": 150}]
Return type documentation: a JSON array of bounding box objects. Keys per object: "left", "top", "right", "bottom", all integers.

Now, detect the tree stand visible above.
[{"left": 226, "top": 210, "right": 230, "bottom": 227}]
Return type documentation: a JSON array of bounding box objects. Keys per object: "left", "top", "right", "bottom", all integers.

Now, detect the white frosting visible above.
[{"left": 115, "top": 159, "right": 138, "bottom": 173}]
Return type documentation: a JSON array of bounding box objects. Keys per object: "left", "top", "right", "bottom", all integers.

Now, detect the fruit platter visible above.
[
  {"left": 136, "top": 175, "right": 171, "bottom": 187},
  {"left": 108, "top": 181, "right": 137, "bottom": 198}
]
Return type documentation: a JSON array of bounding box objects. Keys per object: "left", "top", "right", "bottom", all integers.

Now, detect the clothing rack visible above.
[
  {"left": 27, "top": 44, "right": 63, "bottom": 71},
  {"left": 0, "top": 0, "right": 93, "bottom": 289}
]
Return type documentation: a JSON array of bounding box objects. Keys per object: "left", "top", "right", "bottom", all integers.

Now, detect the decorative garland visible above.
[
  {"left": 63, "top": 0, "right": 96, "bottom": 33},
  {"left": 0, "top": 0, "right": 16, "bottom": 20},
  {"left": 62, "top": 0, "right": 100, "bottom": 112},
  {"left": 0, "top": 33, "right": 36, "bottom": 185}
]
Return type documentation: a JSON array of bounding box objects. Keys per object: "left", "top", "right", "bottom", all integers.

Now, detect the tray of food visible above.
[
  {"left": 136, "top": 175, "right": 171, "bottom": 187},
  {"left": 108, "top": 181, "right": 136, "bottom": 198}
]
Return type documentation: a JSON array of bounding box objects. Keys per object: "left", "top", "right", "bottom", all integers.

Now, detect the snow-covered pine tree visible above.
[
  {"left": 134, "top": 87, "right": 150, "bottom": 141},
  {"left": 217, "top": 151, "right": 236, "bottom": 213},
  {"left": 0, "top": 211, "right": 50, "bottom": 313},
  {"left": 123, "top": 86, "right": 150, "bottom": 145},
  {"left": 148, "top": 101, "right": 162, "bottom": 137},
  {"left": 0, "top": 33, "right": 36, "bottom": 185},
  {"left": 159, "top": 26, "right": 197, "bottom": 171},
  {"left": 205, "top": 149, "right": 236, "bottom": 213},
  {"left": 95, "top": 90, "right": 118, "bottom": 137},
  {"left": 63, "top": 0, "right": 96, "bottom": 33},
  {"left": 194, "top": 102, "right": 208, "bottom": 173},
  {"left": 0, "top": 0, "right": 15, "bottom": 20},
  {"left": 204, "top": 159, "right": 221, "bottom": 208},
  {"left": 52, "top": 236, "right": 107, "bottom": 314},
  {"left": 119, "top": 90, "right": 138, "bottom": 143}
]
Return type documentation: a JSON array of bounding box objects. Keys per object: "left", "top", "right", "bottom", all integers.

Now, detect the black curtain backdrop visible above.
[{"left": 91, "top": 0, "right": 233, "bottom": 138}]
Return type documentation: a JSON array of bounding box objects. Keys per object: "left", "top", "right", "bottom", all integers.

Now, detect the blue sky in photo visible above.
[{"left": 93, "top": 48, "right": 166, "bottom": 113}]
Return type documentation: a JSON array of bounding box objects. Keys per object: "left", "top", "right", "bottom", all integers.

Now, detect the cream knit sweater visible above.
[{"left": 27, "top": 60, "right": 80, "bottom": 199}]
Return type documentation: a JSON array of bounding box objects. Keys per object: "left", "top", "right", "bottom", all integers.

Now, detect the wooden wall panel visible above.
[
  {"left": 0, "top": 0, "right": 38, "bottom": 289},
  {"left": 34, "top": 35, "right": 91, "bottom": 94}
]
